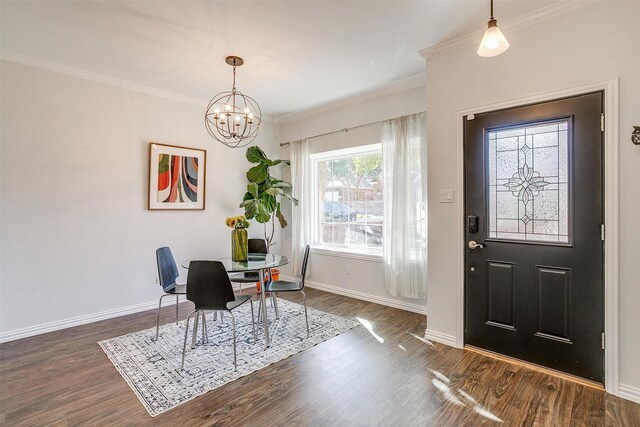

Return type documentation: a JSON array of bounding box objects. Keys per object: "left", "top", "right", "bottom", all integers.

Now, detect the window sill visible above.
[{"left": 310, "top": 245, "right": 383, "bottom": 263}]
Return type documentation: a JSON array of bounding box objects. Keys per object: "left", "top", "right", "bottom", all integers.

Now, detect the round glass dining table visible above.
[{"left": 181, "top": 253, "right": 289, "bottom": 348}]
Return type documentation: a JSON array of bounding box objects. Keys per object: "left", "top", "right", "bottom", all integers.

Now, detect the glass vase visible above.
[{"left": 231, "top": 228, "right": 248, "bottom": 262}]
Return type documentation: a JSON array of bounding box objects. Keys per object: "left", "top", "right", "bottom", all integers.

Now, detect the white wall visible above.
[
  {"left": 424, "top": 1, "right": 640, "bottom": 393},
  {"left": 0, "top": 60, "right": 280, "bottom": 337},
  {"left": 278, "top": 84, "right": 428, "bottom": 313}
]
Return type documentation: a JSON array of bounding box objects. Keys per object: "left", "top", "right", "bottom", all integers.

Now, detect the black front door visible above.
[{"left": 464, "top": 92, "right": 604, "bottom": 382}]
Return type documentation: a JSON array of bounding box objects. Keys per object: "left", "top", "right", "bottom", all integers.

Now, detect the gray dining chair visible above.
[
  {"left": 155, "top": 247, "right": 186, "bottom": 341},
  {"left": 181, "top": 260, "right": 257, "bottom": 371},
  {"left": 229, "top": 238, "right": 268, "bottom": 294},
  {"left": 264, "top": 245, "right": 311, "bottom": 337}
]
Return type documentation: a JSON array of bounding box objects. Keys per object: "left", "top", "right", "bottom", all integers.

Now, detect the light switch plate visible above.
[{"left": 440, "top": 190, "right": 454, "bottom": 203}]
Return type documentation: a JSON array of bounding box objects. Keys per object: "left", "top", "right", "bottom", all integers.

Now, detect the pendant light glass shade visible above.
[{"left": 477, "top": 0, "right": 509, "bottom": 57}]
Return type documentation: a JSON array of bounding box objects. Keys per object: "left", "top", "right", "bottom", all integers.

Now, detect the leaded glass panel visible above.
[{"left": 487, "top": 120, "right": 570, "bottom": 243}]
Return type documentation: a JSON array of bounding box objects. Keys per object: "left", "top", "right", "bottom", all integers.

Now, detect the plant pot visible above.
[
  {"left": 255, "top": 269, "right": 280, "bottom": 292},
  {"left": 231, "top": 228, "right": 248, "bottom": 262},
  {"left": 256, "top": 274, "right": 268, "bottom": 293}
]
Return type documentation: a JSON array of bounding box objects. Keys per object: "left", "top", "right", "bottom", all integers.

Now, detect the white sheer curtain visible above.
[
  {"left": 289, "top": 139, "right": 312, "bottom": 276},
  {"left": 382, "top": 114, "right": 427, "bottom": 299}
]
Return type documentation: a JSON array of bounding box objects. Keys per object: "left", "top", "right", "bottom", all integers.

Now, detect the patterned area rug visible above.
[{"left": 99, "top": 298, "right": 359, "bottom": 417}]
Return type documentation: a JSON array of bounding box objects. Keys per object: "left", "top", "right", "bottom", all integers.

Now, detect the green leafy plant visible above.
[{"left": 239, "top": 146, "right": 298, "bottom": 248}]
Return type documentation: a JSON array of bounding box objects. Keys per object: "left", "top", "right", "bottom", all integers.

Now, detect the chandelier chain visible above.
[{"left": 232, "top": 61, "right": 237, "bottom": 93}]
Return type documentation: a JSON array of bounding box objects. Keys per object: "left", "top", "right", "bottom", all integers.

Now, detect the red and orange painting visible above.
[
  {"left": 157, "top": 154, "right": 198, "bottom": 203},
  {"left": 149, "top": 143, "right": 206, "bottom": 210}
]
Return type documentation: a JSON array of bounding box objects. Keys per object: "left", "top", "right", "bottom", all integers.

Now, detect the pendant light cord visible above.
[{"left": 490, "top": 0, "right": 494, "bottom": 20}]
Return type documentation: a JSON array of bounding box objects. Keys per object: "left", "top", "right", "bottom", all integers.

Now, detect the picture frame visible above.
[{"left": 148, "top": 142, "right": 206, "bottom": 210}]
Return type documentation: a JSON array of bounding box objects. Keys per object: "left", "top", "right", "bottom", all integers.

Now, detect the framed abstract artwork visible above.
[{"left": 148, "top": 142, "right": 206, "bottom": 210}]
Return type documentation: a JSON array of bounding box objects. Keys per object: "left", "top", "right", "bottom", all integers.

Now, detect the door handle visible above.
[{"left": 468, "top": 240, "right": 485, "bottom": 249}]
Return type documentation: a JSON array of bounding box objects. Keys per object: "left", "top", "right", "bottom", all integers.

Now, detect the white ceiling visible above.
[{"left": 1, "top": 0, "right": 558, "bottom": 117}]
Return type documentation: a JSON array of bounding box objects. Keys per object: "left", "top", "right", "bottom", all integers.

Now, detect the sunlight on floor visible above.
[
  {"left": 426, "top": 370, "right": 504, "bottom": 423},
  {"left": 408, "top": 332, "right": 434, "bottom": 346},
  {"left": 356, "top": 317, "right": 384, "bottom": 344},
  {"left": 398, "top": 344, "right": 407, "bottom": 352},
  {"left": 474, "top": 406, "right": 504, "bottom": 422},
  {"left": 458, "top": 389, "right": 478, "bottom": 404},
  {"left": 457, "top": 389, "right": 503, "bottom": 422},
  {"left": 432, "top": 378, "right": 465, "bottom": 406},
  {"left": 428, "top": 369, "right": 450, "bottom": 384}
]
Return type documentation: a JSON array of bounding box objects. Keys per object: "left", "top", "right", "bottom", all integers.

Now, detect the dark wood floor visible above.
[{"left": 1, "top": 288, "right": 639, "bottom": 426}]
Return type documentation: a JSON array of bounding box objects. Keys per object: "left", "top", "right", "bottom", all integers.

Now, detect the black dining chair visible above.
[
  {"left": 229, "top": 238, "right": 268, "bottom": 293},
  {"left": 181, "top": 260, "right": 257, "bottom": 371},
  {"left": 155, "top": 247, "right": 187, "bottom": 341},
  {"left": 264, "top": 245, "right": 311, "bottom": 337}
]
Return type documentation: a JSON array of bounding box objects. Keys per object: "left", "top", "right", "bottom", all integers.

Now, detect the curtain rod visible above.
[{"left": 279, "top": 111, "right": 425, "bottom": 147}]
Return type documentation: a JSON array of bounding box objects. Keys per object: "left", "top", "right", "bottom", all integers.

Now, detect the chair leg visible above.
[
  {"left": 175, "top": 294, "right": 179, "bottom": 324},
  {"left": 301, "top": 290, "right": 310, "bottom": 338},
  {"left": 181, "top": 311, "right": 196, "bottom": 371},
  {"left": 201, "top": 312, "right": 208, "bottom": 344},
  {"left": 249, "top": 299, "right": 257, "bottom": 343},
  {"left": 206, "top": 313, "right": 210, "bottom": 340},
  {"left": 155, "top": 294, "right": 169, "bottom": 341},
  {"left": 272, "top": 292, "right": 280, "bottom": 319},
  {"left": 257, "top": 295, "right": 261, "bottom": 322},
  {"left": 214, "top": 311, "right": 218, "bottom": 321},
  {"left": 230, "top": 311, "right": 237, "bottom": 370},
  {"left": 191, "top": 311, "right": 200, "bottom": 349}
]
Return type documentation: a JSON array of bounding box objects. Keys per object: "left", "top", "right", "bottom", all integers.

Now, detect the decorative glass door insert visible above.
[{"left": 487, "top": 119, "right": 570, "bottom": 243}]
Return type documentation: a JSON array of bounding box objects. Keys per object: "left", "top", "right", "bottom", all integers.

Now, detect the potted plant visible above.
[{"left": 239, "top": 146, "right": 298, "bottom": 249}]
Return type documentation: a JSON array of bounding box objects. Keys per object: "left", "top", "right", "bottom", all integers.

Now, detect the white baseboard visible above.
[
  {"left": 0, "top": 295, "right": 185, "bottom": 344},
  {"left": 424, "top": 329, "right": 458, "bottom": 347},
  {"left": 283, "top": 276, "right": 427, "bottom": 315},
  {"left": 618, "top": 384, "right": 640, "bottom": 404}
]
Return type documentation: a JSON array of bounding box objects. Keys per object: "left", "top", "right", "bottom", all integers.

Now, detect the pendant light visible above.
[
  {"left": 477, "top": 0, "right": 509, "bottom": 57},
  {"left": 205, "top": 56, "right": 262, "bottom": 148}
]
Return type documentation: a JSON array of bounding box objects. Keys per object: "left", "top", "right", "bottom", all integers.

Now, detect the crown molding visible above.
[
  {"left": 1, "top": 49, "right": 419, "bottom": 127},
  {"left": 274, "top": 72, "right": 426, "bottom": 125},
  {"left": 1, "top": 51, "right": 279, "bottom": 123},
  {"left": 420, "top": 0, "right": 599, "bottom": 59},
  {"left": 1, "top": 51, "right": 211, "bottom": 107}
]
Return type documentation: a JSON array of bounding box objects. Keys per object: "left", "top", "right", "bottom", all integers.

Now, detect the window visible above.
[
  {"left": 487, "top": 120, "right": 570, "bottom": 244},
  {"left": 311, "top": 144, "right": 383, "bottom": 254}
]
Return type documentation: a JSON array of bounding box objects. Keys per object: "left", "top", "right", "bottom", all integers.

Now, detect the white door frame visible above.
[{"left": 453, "top": 78, "right": 619, "bottom": 394}]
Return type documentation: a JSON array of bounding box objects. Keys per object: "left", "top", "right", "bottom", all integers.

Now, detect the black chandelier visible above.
[{"left": 205, "top": 56, "right": 262, "bottom": 148}]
